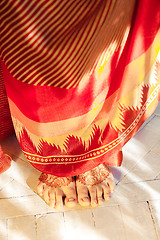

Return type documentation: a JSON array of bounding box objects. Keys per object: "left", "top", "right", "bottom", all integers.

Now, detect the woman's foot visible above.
[
  {"left": 37, "top": 174, "right": 77, "bottom": 209},
  {"left": 76, "top": 164, "right": 115, "bottom": 207}
]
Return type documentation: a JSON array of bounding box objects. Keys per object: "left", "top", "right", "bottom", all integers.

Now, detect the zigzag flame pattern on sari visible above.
[{"left": 0, "top": 0, "right": 160, "bottom": 176}]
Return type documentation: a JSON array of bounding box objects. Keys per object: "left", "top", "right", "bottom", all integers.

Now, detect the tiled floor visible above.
[{"left": 0, "top": 103, "right": 160, "bottom": 240}]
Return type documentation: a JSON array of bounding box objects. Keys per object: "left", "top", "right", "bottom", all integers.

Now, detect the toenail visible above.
[
  {"left": 68, "top": 198, "right": 75, "bottom": 202},
  {"left": 92, "top": 201, "right": 98, "bottom": 207},
  {"left": 106, "top": 195, "right": 110, "bottom": 199},
  {"left": 82, "top": 197, "right": 89, "bottom": 202},
  {"left": 105, "top": 195, "right": 111, "bottom": 200},
  {"left": 98, "top": 197, "right": 103, "bottom": 201},
  {"left": 56, "top": 203, "right": 63, "bottom": 208}
]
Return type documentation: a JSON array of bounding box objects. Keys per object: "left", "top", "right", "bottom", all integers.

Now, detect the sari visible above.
[
  {"left": 0, "top": 0, "right": 160, "bottom": 176},
  {"left": 0, "top": 68, "right": 14, "bottom": 173}
]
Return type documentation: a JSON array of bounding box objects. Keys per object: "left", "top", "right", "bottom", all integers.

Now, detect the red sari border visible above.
[{"left": 24, "top": 83, "right": 159, "bottom": 165}]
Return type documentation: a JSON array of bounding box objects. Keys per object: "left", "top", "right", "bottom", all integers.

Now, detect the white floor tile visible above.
[
  {"left": 64, "top": 210, "right": 95, "bottom": 240},
  {"left": 130, "top": 127, "right": 160, "bottom": 152},
  {"left": 151, "top": 142, "right": 160, "bottom": 155},
  {"left": 155, "top": 173, "right": 160, "bottom": 180},
  {"left": 137, "top": 113, "right": 155, "bottom": 132},
  {"left": 36, "top": 213, "right": 65, "bottom": 240},
  {"left": 0, "top": 180, "right": 34, "bottom": 199},
  {"left": 8, "top": 216, "right": 36, "bottom": 240},
  {"left": 120, "top": 202, "right": 157, "bottom": 240},
  {"left": 122, "top": 137, "right": 153, "bottom": 172},
  {"left": 154, "top": 102, "right": 160, "bottom": 116},
  {"left": 120, "top": 152, "right": 160, "bottom": 184},
  {"left": 92, "top": 206, "right": 126, "bottom": 240},
  {"left": 145, "top": 116, "right": 160, "bottom": 134},
  {"left": 0, "top": 170, "right": 13, "bottom": 191},
  {"left": 120, "top": 126, "right": 160, "bottom": 182},
  {"left": 0, "top": 219, "right": 7, "bottom": 240},
  {"left": 115, "top": 180, "right": 160, "bottom": 204},
  {"left": 149, "top": 199, "right": 160, "bottom": 239},
  {"left": 0, "top": 195, "right": 47, "bottom": 218},
  {"left": 4, "top": 157, "right": 40, "bottom": 190}
]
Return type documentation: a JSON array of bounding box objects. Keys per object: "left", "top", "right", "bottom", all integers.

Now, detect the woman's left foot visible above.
[{"left": 76, "top": 164, "right": 115, "bottom": 207}]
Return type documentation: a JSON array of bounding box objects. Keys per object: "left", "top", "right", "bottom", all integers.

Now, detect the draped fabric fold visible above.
[
  {"left": 0, "top": 145, "right": 12, "bottom": 174},
  {"left": 0, "top": 65, "right": 14, "bottom": 173},
  {"left": 0, "top": 0, "right": 160, "bottom": 176}
]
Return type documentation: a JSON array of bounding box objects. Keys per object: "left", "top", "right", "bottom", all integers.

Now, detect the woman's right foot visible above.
[
  {"left": 76, "top": 164, "right": 115, "bottom": 207},
  {"left": 37, "top": 173, "right": 77, "bottom": 209}
]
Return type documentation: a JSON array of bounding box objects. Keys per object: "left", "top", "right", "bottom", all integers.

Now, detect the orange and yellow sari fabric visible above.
[{"left": 0, "top": 0, "right": 160, "bottom": 176}]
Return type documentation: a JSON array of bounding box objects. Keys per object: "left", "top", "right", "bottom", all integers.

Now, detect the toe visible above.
[
  {"left": 79, "top": 197, "right": 90, "bottom": 207},
  {"left": 43, "top": 185, "right": 50, "bottom": 204},
  {"left": 107, "top": 174, "right": 115, "bottom": 193},
  {"left": 63, "top": 182, "right": 77, "bottom": 208},
  {"left": 77, "top": 185, "right": 90, "bottom": 206},
  {"left": 55, "top": 188, "right": 64, "bottom": 209},
  {"left": 65, "top": 197, "right": 77, "bottom": 208},
  {"left": 102, "top": 183, "right": 111, "bottom": 201},
  {"left": 49, "top": 188, "right": 56, "bottom": 207},
  {"left": 65, "top": 190, "right": 77, "bottom": 208},
  {"left": 88, "top": 186, "right": 98, "bottom": 207},
  {"left": 37, "top": 181, "right": 45, "bottom": 196},
  {"left": 96, "top": 185, "right": 104, "bottom": 205}
]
